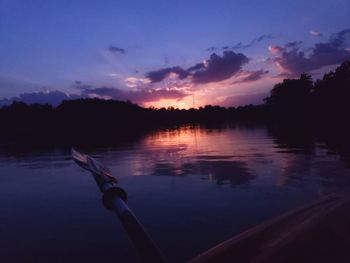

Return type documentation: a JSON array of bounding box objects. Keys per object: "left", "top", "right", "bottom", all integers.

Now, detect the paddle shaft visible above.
[
  {"left": 92, "top": 173, "right": 166, "bottom": 263},
  {"left": 112, "top": 196, "right": 166, "bottom": 263}
]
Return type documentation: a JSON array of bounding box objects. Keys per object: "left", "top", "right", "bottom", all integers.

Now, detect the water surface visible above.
[{"left": 1, "top": 125, "right": 349, "bottom": 262}]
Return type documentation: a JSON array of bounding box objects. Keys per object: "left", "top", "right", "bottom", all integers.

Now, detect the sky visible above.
[{"left": 0, "top": 0, "right": 350, "bottom": 108}]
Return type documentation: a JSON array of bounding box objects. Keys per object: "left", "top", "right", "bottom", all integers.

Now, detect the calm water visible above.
[{"left": 1, "top": 125, "right": 350, "bottom": 262}]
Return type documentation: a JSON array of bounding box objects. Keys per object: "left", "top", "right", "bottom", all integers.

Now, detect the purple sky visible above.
[{"left": 0, "top": 0, "right": 349, "bottom": 108}]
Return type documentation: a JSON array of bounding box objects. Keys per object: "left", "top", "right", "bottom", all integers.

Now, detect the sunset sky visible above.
[{"left": 0, "top": 0, "right": 350, "bottom": 108}]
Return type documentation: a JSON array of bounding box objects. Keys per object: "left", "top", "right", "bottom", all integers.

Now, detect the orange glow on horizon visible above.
[{"left": 143, "top": 96, "right": 196, "bottom": 109}]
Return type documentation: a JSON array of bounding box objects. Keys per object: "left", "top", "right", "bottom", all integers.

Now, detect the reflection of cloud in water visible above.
[
  {"left": 195, "top": 155, "right": 236, "bottom": 160},
  {"left": 152, "top": 159, "right": 255, "bottom": 187},
  {"left": 197, "top": 160, "right": 255, "bottom": 186},
  {"left": 152, "top": 162, "right": 194, "bottom": 177}
]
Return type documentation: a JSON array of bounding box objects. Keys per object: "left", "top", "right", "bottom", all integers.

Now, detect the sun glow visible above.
[{"left": 143, "top": 96, "right": 195, "bottom": 109}]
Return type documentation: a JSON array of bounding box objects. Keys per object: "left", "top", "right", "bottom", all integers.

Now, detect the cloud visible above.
[
  {"left": 257, "top": 34, "right": 273, "bottom": 42},
  {"left": 73, "top": 81, "right": 93, "bottom": 90},
  {"left": 124, "top": 77, "right": 151, "bottom": 88},
  {"left": 268, "top": 45, "right": 285, "bottom": 54},
  {"left": 0, "top": 90, "right": 80, "bottom": 107},
  {"left": 269, "top": 28, "right": 350, "bottom": 76},
  {"left": 330, "top": 28, "right": 350, "bottom": 47},
  {"left": 81, "top": 86, "right": 188, "bottom": 103},
  {"left": 285, "top": 41, "right": 302, "bottom": 48},
  {"left": 232, "top": 34, "right": 273, "bottom": 49},
  {"left": 146, "top": 66, "right": 189, "bottom": 83},
  {"left": 310, "top": 30, "right": 322, "bottom": 37},
  {"left": 190, "top": 51, "right": 249, "bottom": 84},
  {"left": 146, "top": 51, "right": 249, "bottom": 84},
  {"left": 107, "top": 45, "right": 126, "bottom": 54},
  {"left": 231, "top": 69, "right": 269, "bottom": 84}
]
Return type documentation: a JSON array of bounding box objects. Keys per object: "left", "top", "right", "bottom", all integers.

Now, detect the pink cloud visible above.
[
  {"left": 310, "top": 30, "right": 322, "bottom": 37},
  {"left": 268, "top": 45, "right": 284, "bottom": 54}
]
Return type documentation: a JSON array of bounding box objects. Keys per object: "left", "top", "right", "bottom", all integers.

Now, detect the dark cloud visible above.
[
  {"left": 107, "top": 45, "right": 126, "bottom": 54},
  {"left": 146, "top": 66, "right": 189, "bottom": 83},
  {"left": 257, "top": 34, "right": 273, "bottom": 42},
  {"left": 232, "top": 42, "right": 244, "bottom": 49},
  {"left": 270, "top": 28, "right": 350, "bottom": 76},
  {"left": 0, "top": 91, "right": 80, "bottom": 107},
  {"left": 187, "top": 62, "right": 205, "bottom": 72},
  {"left": 146, "top": 51, "right": 249, "bottom": 84},
  {"left": 330, "top": 28, "right": 350, "bottom": 47},
  {"left": 81, "top": 86, "right": 188, "bottom": 103},
  {"left": 73, "top": 81, "right": 93, "bottom": 90},
  {"left": 190, "top": 51, "right": 249, "bottom": 84},
  {"left": 232, "top": 69, "right": 269, "bottom": 84},
  {"left": 232, "top": 34, "right": 273, "bottom": 49},
  {"left": 285, "top": 41, "right": 302, "bottom": 48}
]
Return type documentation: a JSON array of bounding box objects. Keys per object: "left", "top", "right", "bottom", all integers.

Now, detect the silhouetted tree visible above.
[
  {"left": 313, "top": 60, "right": 350, "bottom": 122},
  {"left": 264, "top": 74, "right": 313, "bottom": 119}
]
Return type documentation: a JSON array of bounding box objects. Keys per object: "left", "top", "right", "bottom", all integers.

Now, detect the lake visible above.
[{"left": 1, "top": 124, "right": 350, "bottom": 262}]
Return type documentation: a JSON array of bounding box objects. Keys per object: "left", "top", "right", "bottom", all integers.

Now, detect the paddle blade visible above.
[
  {"left": 72, "top": 148, "right": 118, "bottom": 183},
  {"left": 72, "top": 148, "right": 89, "bottom": 169}
]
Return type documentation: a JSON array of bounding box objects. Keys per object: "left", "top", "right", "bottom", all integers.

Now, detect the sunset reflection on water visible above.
[{"left": 111, "top": 126, "right": 283, "bottom": 188}]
